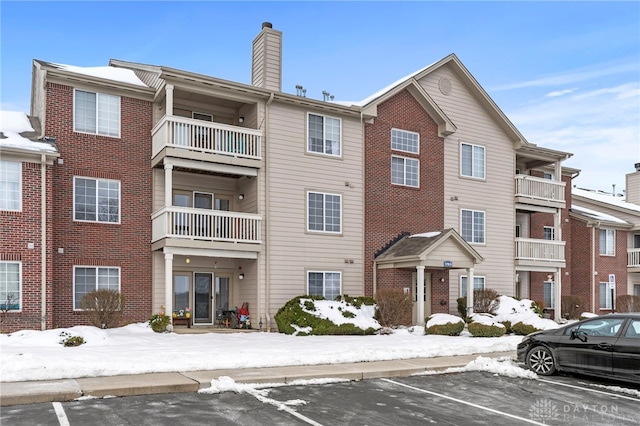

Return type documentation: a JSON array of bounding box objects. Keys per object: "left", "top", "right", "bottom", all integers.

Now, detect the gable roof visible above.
[{"left": 375, "top": 228, "right": 483, "bottom": 270}]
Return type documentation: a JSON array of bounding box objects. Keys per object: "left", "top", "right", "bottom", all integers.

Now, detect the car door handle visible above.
[{"left": 597, "top": 342, "right": 613, "bottom": 349}]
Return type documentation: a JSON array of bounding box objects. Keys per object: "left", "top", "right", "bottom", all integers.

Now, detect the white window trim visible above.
[
  {"left": 73, "top": 266, "right": 121, "bottom": 310},
  {"left": 73, "top": 89, "right": 121, "bottom": 138},
  {"left": 73, "top": 176, "right": 121, "bottom": 224},
  {"left": 599, "top": 229, "right": 615, "bottom": 256},
  {"left": 0, "top": 160, "right": 22, "bottom": 212},
  {"left": 391, "top": 155, "right": 420, "bottom": 188},
  {"left": 599, "top": 282, "right": 614, "bottom": 310},
  {"left": 391, "top": 128, "right": 420, "bottom": 154},
  {"left": 460, "top": 209, "right": 486, "bottom": 245},
  {"left": 307, "top": 270, "right": 342, "bottom": 300},
  {"left": 460, "top": 142, "right": 486, "bottom": 180},
  {"left": 306, "top": 113, "right": 342, "bottom": 157},
  {"left": 543, "top": 226, "right": 555, "bottom": 241},
  {"left": 460, "top": 275, "right": 485, "bottom": 298},
  {"left": 306, "top": 191, "right": 342, "bottom": 234},
  {"left": 0, "top": 261, "right": 22, "bottom": 312},
  {"left": 543, "top": 281, "right": 555, "bottom": 308}
]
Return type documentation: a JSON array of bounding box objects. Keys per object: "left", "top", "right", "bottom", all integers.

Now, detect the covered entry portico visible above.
[{"left": 373, "top": 229, "right": 483, "bottom": 325}]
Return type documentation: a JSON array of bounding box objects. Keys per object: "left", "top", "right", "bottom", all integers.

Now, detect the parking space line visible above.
[
  {"left": 52, "top": 402, "right": 70, "bottom": 426},
  {"left": 247, "top": 389, "right": 324, "bottom": 426},
  {"left": 381, "top": 378, "right": 546, "bottom": 425},
  {"left": 536, "top": 378, "right": 640, "bottom": 402}
]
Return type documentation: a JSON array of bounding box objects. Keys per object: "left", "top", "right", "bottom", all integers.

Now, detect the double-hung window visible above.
[
  {"left": 460, "top": 142, "right": 485, "bottom": 179},
  {"left": 460, "top": 276, "right": 485, "bottom": 298},
  {"left": 543, "top": 226, "right": 555, "bottom": 241},
  {"left": 391, "top": 156, "right": 419, "bottom": 187},
  {"left": 74, "top": 266, "right": 120, "bottom": 309},
  {"left": 74, "top": 177, "right": 121, "bottom": 223},
  {"left": 0, "top": 262, "right": 21, "bottom": 311},
  {"left": 307, "top": 191, "right": 341, "bottom": 233},
  {"left": 544, "top": 281, "right": 555, "bottom": 308},
  {"left": 461, "top": 209, "right": 485, "bottom": 244},
  {"left": 0, "top": 160, "right": 21, "bottom": 211},
  {"left": 599, "top": 229, "right": 615, "bottom": 256},
  {"left": 391, "top": 128, "right": 419, "bottom": 153},
  {"left": 308, "top": 113, "right": 341, "bottom": 156},
  {"left": 307, "top": 271, "right": 341, "bottom": 301},
  {"left": 74, "top": 89, "right": 121, "bottom": 137}
]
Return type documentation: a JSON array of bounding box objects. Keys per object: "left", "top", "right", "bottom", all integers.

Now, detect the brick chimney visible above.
[
  {"left": 251, "top": 22, "right": 282, "bottom": 92},
  {"left": 625, "top": 162, "right": 640, "bottom": 204}
]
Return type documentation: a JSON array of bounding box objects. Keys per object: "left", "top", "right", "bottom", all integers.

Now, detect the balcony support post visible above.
[
  {"left": 164, "top": 252, "right": 173, "bottom": 317},
  {"left": 466, "top": 267, "right": 475, "bottom": 317},
  {"left": 554, "top": 267, "right": 562, "bottom": 322},
  {"left": 166, "top": 84, "right": 174, "bottom": 116},
  {"left": 164, "top": 164, "right": 173, "bottom": 208},
  {"left": 416, "top": 265, "right": 425, "bottom": 326}
]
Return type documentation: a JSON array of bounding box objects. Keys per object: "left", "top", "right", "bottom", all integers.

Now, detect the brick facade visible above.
[{"left": 45, "top": 83, "right": 154, "bottom": 327}]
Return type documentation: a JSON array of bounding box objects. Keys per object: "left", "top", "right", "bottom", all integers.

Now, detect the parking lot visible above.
[{"left": 2, "top": 371, "right": 639, "bottom": 425}]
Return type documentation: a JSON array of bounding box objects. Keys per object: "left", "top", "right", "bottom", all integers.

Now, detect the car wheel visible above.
[{"left": 526, "top": 346, "right": 556, "bottom": 376}]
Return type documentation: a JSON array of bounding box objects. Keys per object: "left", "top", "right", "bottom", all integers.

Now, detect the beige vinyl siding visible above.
[
  {"left": 265, "top": 102, "right": 363, "bottom": 312},
  {"left": 626, "top": 171, "right": 640, "bottom": 205},
  {"left": 418, "top": 65, "right": 516, "bottom": 307},
  {"left": 251, "top": 28, "right": 282, "bottom": 92}
]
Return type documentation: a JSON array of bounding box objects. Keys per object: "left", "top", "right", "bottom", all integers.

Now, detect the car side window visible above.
[
  {"left": 574, "top": 318, "right": 625, "bottom": 337},
  {"left": 624, "top": 320, "right": 640, "bottom": 338}
]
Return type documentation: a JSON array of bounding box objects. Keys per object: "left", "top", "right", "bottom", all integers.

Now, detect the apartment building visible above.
[
  {"left": 357, "top": 55, "right": 574, "bottom": 322},
  {"left": 569, "top": 165, "right": 640, "bottom": 314}
]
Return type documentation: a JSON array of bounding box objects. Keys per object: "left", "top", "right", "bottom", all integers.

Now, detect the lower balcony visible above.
[
  {"left": 515, "top": 238, "right": 566, "bottom": 268},
  {"left": 629, "top": 248, "right": 640, "bottom": 272},
  {"left": 152, "top": 207, "right": 262, "bottom": 251}
]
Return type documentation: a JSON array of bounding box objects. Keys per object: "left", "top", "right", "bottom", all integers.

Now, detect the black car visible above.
[{"left": 517, "top": 313, "right": 640, "bottom": 384}]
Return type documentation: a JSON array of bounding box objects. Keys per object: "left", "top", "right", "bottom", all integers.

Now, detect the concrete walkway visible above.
[{"left": 0, "top": 351, "right": 515, "bottom": 406}]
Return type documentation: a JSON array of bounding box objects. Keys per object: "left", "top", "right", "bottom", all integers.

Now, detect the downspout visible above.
[
  {"left": 40, "top": 154, "right": 47, "bottom": 330},
  {"left": 264, "top": 92, "right": 274, "bottom": 331},
  {"left": 591, "top": 222, "right": 599, "bottom": 313}
]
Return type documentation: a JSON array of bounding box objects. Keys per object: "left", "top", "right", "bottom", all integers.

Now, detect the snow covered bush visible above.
[
  {"left": 425, "top": 313, "right": 464, "bottom": 336},
  {"left": 468, "top": 314, "right": 506, "bottom": 337},
  {"left": 511, "top": 321, "right": 539, "bottom": 335}
]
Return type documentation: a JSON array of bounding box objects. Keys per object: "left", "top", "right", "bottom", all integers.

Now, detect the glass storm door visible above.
[
  {"left": 215, "top": 276, "right": 230, "bottom": 319},
  {"left": 174, "top": 274, "right": 190, "bottom": 315},
  {"left": 194, "top": 273, "right": 213, "bottom": 324}
]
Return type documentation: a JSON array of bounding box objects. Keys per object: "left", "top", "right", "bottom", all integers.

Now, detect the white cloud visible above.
[{"left": 545, "top": 88, "right": 576, "bottom": 98}]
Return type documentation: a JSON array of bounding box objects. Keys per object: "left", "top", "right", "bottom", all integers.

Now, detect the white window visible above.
[
  {"left": 599, "top": 282, "right": 614, "bottom": 310},
  {"left": 543, "top": 173, "right": 554, "bottom": 180},
  {"left": 74, "top": 177, "right": 121, "bottom": 223},
  {"left": 391, "top": 128, "right": 419, "bottom": 153},
  {"left": 307, "top": 271, "right": 341, "bottom": 301},
  {"left": 543, "top": 227, "right": 555, "bottom": 241},
  {"left": 74, "top": 89, "right": 121, "bottom": 137},
  {"left": 307, "top": 191, "right": 341, "bottom": 233},
  {"left": 461, "top": 209, "right": 485, "bottom": 244},
  {"left": 308, "top": 113, "right": 341, "bottom": 156},
  {"left": 0, "top": 262, "right": 21, "bottom": 311},
  {"left": 391, "top": 156, "right": 419, "bottom": 187},
  {"left": 599, "top": 229, "right": 615, "bottom": 256},
  {"left": 0, "top": 160, "right": 21, "bottom": 211},
  {"left": 74, "top": 266, "right": 120, "bottom": 309},
  {"left": 543, "top": 281, "right": 554, "bottom": 308},
  {"left": 461, "top": 142, "right": 485, "bottom": 179},
  {"left": 460, "top": 276, "right": 485, "bottom": 298}
]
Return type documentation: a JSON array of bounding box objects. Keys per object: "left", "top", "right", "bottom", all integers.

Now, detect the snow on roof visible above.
[
  {"left": 572, "top": 187, "right": 640, "bottom": 213},
  {"left": 0, "top": 110, "right": 57, "bottom": 154},
  {"left": 52, "top": 62, "right": 148, "bottom": 87},
  {"left": 571, "top": 204, "right": 628, "bottom": 224},
  {"left": 334, "top": 62, "right": 434, "bottom": 107},
  {"left": 409, "top": 231, "right": 442, "bottom": 238}
]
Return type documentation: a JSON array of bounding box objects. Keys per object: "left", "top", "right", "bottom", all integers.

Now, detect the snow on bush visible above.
[
  {"left": 426, "top": 313, "right": 464, "bottom": 336},
  {"left": 492, "top": 295, "right": 559, "bottom": 332}
]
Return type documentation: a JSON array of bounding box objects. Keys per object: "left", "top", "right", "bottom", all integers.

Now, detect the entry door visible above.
[
  {"left": 215, "top": 275, "right": 230, "bottom": 319},
  {"left": 194, "top": 273, "right": 213, "bottom": 324},
  {"left": 174, "top": 274, "right": 190, "bottom": 314},
  {"left": 412, "top": 272, "right": 432, "bottom": 323}
]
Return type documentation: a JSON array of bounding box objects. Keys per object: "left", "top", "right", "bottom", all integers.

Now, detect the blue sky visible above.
[{"left": 1, "top": 1, "right": 639, "bottom": 193}]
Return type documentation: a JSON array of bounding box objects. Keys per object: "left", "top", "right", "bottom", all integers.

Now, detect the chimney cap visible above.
[
  {"left": 262, "top": 22, "right": 273, "bottom": 29},
  {"left": 635, "top": 162, "right": 640, "bottom": 172}
]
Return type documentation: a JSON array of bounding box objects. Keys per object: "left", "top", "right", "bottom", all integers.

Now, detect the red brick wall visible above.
[
  {"left": 569, "top": 220, "right": 593, "bottom": 311},
  {"left": 0, "top": 162, "right": 54, "bottom": 332},
  {"left": 594, "top": 228, "right": 628, "bottom": 314},
  {"left": 45, "top": 83, "right": 153, "bottom": 327},
  {"left": 364, "top": 89, "right": 445, "bottom": 302}
]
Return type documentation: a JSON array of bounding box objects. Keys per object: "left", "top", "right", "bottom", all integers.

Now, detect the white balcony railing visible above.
[
  {"left": 515, "top": 238, "right": 565, "bottom": 263},
  {"left": 152, "top": 206, "right": 262, "bottom": 244},
  {"left": 515, "top": 175, "right": 565, "bottom": 203},
  {"left": 152, "top": 116, "right": 262, "bottom": 160},
  {"left": 628, "top": 248, "right": 640, "bottom": 268}
]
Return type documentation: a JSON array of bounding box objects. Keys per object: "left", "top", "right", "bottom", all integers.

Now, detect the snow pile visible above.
[
  {"left": 426, "top": 313, "right": 464, "bottom": 327},
  {"left": 493, "top": 296, "right": 559, "bottom": 330},
  {"left": 581, "top": 312, "right": 598, "bottom": 319},
  {"left": 416, "top": 356, "right": 537, "bottom": 379},
  {"left": 469, "top": 313, "right": 505, "bottom": 328},
  {"left": 299, "top": 298, "right": 380, "bottom": 330}
]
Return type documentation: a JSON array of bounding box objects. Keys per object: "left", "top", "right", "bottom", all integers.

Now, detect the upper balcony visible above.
[
  {"left": 151, "top": 206, "right": 262, "bottom": 254},
  {"left": 515, "top": 238, "right": 566, "bottom": 269},
  {"left": 629, "top": 248, "right": 640, "bottom": 272},
  {"left": 151, "top": 116, "right": 263, "bottom": 171},
  {"left": 515, "top": 175, "right": 566, "bottom": 210}
]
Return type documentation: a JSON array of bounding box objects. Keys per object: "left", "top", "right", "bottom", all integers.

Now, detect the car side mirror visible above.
[{"left": 570, "top": 329, "right": 587, "bottom": 342}]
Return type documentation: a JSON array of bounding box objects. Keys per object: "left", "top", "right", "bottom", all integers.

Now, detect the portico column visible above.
[
  {"left": 416, "top": 265, "right": 425, "bottom": 326},
  {"left": 164, "top": 252, "right": 173, "bottom": 317},
  {"left": 466, "top": 267, "right": 475, "bottom": 317},
  {"left": 164, "top": 164, "right": 173, "bottom": 208},
  {"left": 554, "top": 267, "right": 562, "bottom": 322}
]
